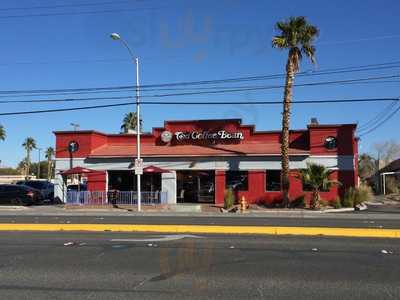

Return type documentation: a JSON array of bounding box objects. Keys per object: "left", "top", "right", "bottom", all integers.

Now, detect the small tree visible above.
[
  {"left": 373, "top": 140, "right": 400, "bottom": 167},
  {"left": 299, "top": 163, "right": 339, "bottom": 209}
]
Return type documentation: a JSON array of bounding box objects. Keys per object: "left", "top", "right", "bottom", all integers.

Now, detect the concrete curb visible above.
[
  {"left": 0, "top": 206, "right": 28, "bottom": 211},
  {"left": 0, "top": 223, "right": 399, "bottom": 238},
  {"left": 323, "top": 207, "right": 354, "bottom": 213},
  {"left": 323, "top": 204, "right": 368, "bottom": 213}
]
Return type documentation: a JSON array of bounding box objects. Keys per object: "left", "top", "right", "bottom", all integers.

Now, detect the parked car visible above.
[
  {"left": 16, "top": 180, "right": 54, "bottom": 201},
  {"left": 0, "top": 184, "right": 43, "bottom": 206}
]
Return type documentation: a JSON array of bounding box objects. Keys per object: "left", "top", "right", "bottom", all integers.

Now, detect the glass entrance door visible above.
[{"left": 176, "top": 170, "right": 215, "bottom": 203}]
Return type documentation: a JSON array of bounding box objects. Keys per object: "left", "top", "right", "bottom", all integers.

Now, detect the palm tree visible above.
[
  {"left": 121, "top": 112, "right": 143, "bottom": 134},
  {"left": 272, "top": 16, "right": 319, "bottom": 207},
  {"left": 22, "top": 137, "right": 36, "bottom": 178},
  {"left": 0, "top": 124, "right": 5, "bottom": 141},
  {"left": 17, "top": 158, "right": 28, "bottom": 175},
  {"left": 299, "top": 163, "right": 339, "bottom": 209},
  {"left": 45, "top": 147, "right": 55, "bottom": 180}
]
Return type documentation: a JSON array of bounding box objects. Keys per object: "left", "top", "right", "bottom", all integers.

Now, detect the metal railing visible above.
[{"left": 66, "top": 191, "right": 167, "bottom": 206}]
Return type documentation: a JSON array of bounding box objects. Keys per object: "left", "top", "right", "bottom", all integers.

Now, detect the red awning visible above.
[
  {"left": 61, "top": 166, "right": 102, "bottom": 176},
  {"left": 143, "top": 165, "right": 170, "bottom": 173}
]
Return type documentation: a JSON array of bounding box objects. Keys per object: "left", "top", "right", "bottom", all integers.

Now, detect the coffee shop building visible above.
[{"left": 53, "top": 118, "right": 358, "bottom": 205}]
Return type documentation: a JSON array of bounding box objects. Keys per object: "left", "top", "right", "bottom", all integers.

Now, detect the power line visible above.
[
  {"left": 0, "top": 62, "right": 399, "bottom": 95},
  {"left": 136, "top": 65, "right": 400, "bottom": 89},
  {"left": 0, "top": 85, "right": 134, "bottom": 95},
  {"left": 0, "top": 75, "right": 398, "bottom": 104},
  {"left": 137, "top": 75, "right": 400, "bottom": 99},
  {"left": 0, "top": 74, "right": 399, "bottom": 101},
  {"left": 2, "top": 77, "right": 398, "bottom": 99},
  {"left": 0, "top": 102, "right": 134, "bottom": 116},
  {"left": 0, "top": 95, "right": 133, "bottom": 104},
  {"left": 0, "top": 97, "right": 398, "bottom": 116},
  {"left": 140, "top": 98, "right": 399, "bottom": 105},
  {"left": 358, "top": 103, "right": 400, "bottom": 137},
  {"left": 0, "top": 6, "right": 161, "bottom": 19},
  {"left": 0, "top": 1, "right": 131, "bottom": 11},
  {"left": 358, "top": 101, "right": 399, "bottom": 131},
  {"left": 0, "top": 54, "right": 181, "bottom": 66}
]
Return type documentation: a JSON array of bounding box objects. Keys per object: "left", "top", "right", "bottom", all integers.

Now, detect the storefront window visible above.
[
  {"left": 266, "top": 170, "right": 281, "bottom": 191},
  {"left": 225, "top": 171, "right": 248, "bottom": 191},
  {"left": 176, "top": 171, "right": 215, "bottom": 203}
]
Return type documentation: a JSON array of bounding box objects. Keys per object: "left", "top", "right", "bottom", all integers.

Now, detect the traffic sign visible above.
[{"left": 134, "top": 158, "right": 143, "bottom": 175}]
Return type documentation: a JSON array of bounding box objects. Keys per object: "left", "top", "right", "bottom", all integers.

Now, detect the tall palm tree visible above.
[
  {"left": 45, "top": 147, "right": 55, "bottom": 180},
  {"left": 300, "top": 163, "right": 339, "bottom": 209},
  {"left": 22, "top": 137, "right": 36, "bottom": 178},
  {"left": 272, "top": 16, "right": 319, "bottom": 207},
  {"left": 121, "top": 112, "right": 143, "bottom": 134},
  {"left": 0, "top": 124, "right": 5, "bottom": 141}
]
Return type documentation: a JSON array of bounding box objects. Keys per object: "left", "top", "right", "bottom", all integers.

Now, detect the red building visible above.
[{"left": 54, "top": 118, "right": 358, "bottom": 205}]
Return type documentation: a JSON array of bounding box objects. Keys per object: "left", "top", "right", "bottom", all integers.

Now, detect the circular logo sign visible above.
[
  {"left": 324, "top": 136, "right": 337, "bottom": 150},
  {"left": 160, "top": 131, "right": 173, "bottom": 143},
  {"left": 68, "top": 141, "right": 79, "bottom": 153}
]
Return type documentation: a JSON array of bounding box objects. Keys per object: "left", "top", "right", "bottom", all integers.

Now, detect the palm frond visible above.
[
  {"left": 272, "top": 36, "right": 288, "bottom": 49},
  {"left": 300, "top": 163, "right": 340, "bottom": 191},
  {"left": 272, "top": 16, "right": 319, "bottom": 66},
  {"left": 301, "top": 44, "right": 316, "bottom": 64},
  {"left": 0, "top": 125, "right": 5, "bottom": 141}
]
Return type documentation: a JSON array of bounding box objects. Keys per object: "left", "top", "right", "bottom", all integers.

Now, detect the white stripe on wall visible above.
[{"left": 55, "top": 155, "right": 354, "bottom": 172}]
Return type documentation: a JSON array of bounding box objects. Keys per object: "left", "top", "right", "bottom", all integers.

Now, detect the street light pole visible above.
[
  {"left": 135, "top": 57, "right": 142, "bottom": 212},
  {"left": 110, "top": 33, "right": 142, "bottom": 211}
]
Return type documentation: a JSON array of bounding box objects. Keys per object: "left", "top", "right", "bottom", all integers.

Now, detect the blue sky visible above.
[{"left": 0, "top": 0, "right": 399, "bottom": 167}]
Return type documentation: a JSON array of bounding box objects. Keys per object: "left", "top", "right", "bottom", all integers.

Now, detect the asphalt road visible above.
[
  {"left": 0, "top": 232, "right": 399, "bottom": 300},
  {"left": 0, "top": 203, "right": 399, "bottom": 230},
  {"left": 0, "top": 210, "right": 399, "bottom": 229}
]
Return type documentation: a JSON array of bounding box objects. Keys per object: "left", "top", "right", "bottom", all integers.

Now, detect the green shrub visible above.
[
  {"left": 342, "top": 185, "right": 373, "bottom": 207},
  {"left": 224, "top": 188, "right": 235, "bottom": 209},
  {"left": 320, "top": 199, "right": 329, "bottom": 207},
  {"left": 342, "top": 187, "right": 355, "bottom": 207},
  {"left": 354, "top": 184, "right": 373, "bottom": 205},
  {"left": 289, "top": 195, "right": 305, "bottom": 208},
  {"left": 332, "top": 197, "right": 342, "bottom": 209},
  {"left": 385, "top": 177, "right": 399, "bottom": 194}
]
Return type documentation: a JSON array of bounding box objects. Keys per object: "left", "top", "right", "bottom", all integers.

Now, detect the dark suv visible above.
[
  {"left": 0, "top": 184, "right": 43, "bottom": 205},
  {"left": 16, "top": 180, "right": 54, "bottom": 201}
]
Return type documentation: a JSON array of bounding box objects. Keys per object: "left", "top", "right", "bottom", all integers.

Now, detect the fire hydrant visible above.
[{"left": 240, "top": 196, "right": 247, "bottom": 213}]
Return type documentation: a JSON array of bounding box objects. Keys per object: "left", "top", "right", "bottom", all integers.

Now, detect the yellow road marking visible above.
[{"left": 0, "top": 223, "right": 399, "bottom": 238}]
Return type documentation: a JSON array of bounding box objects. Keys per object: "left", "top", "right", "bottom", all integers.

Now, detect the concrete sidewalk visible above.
[{"left": 0, "top": 203, "right": 396, "bottom": 220}]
